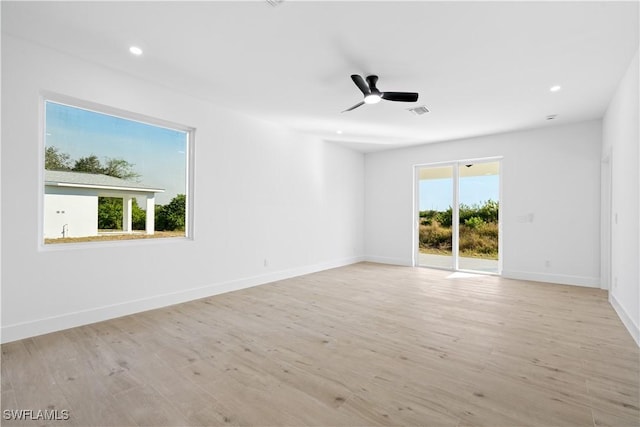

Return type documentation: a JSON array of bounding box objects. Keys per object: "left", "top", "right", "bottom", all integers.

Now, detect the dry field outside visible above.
[{"left": 45, "top": 230, "right": 185, "bottom": 244}]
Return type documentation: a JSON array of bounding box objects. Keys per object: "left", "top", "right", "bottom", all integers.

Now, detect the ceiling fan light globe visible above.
[{"left": 364, "top": 94, "right": 381, "bottom": 104}]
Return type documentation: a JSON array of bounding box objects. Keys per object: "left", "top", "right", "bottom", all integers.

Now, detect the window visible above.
[{"left": 42, "top": 97, "right": 192, "bottom": 245}]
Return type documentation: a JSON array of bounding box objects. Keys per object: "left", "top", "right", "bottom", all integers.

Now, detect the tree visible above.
[
  {"left": 154, "top": 205, "right": 166, "bottom": 231},
  {"left": 72, "top": 155, "right": 139, "bottom": 181},
  {"left": 73, "top": 155, "right": 103, "bottom": 174},
  {"left": 131, "top": 199, "right": 146, "bottom": 230},
  {"left": 46, "top": 147, "right": 140, "bottom": 181},
  {"left": 477, "top": 199, "right": 499, "bottom": 223},
  {"left": 155, "top": 194, "right": 186, "bottom": 231},
  {"left": 435, "top": 207, "right": 453, "bottom": 227},
  {"left": 45, "top": 146, "right": 72, "bottom": 170},
  {"left": 97, "top": 197, "right": 122, "bottom": 230},
  {"left": 102, "top": 158, "right": 140, "bottom": 181},
  {"left": 98, "top": 197, "right": 147, "bottom": 231}
]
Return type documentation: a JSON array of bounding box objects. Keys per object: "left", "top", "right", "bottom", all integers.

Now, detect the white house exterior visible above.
[{"left": 44, "top": 171, "right": 164, "bottom": 239}]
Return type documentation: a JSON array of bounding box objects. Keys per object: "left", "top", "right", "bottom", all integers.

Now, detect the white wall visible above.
[
  {"left": 44, "top": 188, "right": 98, "bottom": 238},
  {"left": 602, "top": 50, "right": 639, "bottom": 345},
  {"left": 365, "top": 121, "right": 602, "bottom": 287},
  {"left": 1, "top": 35, "right": 365, "bottom": 343}
]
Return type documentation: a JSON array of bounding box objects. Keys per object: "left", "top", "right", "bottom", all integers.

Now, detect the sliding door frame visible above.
[{"left": 413, "top": 156, "right": 503, "bottom": 275}]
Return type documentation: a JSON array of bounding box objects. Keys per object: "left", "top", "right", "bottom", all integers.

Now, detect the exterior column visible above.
[
  {"left": 146, "top": 194, "right": 155, "bottom": 235},
  {"left": 122, "top": 196, "right": 132, "bottom": 233}
]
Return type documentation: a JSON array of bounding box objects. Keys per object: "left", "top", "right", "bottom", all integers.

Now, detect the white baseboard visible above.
[
  {"left": 502, "top": 270, "right": 600, "bottom": 288},
  {"left": 609, "top": 292, "right": 640, "bottom": 347},
  {"left": 1, "top": 256, "right": 364, "bottom": 344},
  {"left": 364, "top": 255, "right": 413, "bottom": 267},
  {"left": 362, "top": 261, "right": 601, "bottom": 289}
]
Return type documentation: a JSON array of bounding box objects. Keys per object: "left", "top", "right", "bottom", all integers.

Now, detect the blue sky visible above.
[
  {"left": 45, "top": 101, "right": 186, "bottom": 205},
  {"left": 420, "top": 175, "right": 499, "bottom": 211}
]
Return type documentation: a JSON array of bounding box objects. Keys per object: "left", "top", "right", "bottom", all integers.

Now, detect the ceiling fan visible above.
[{"left": 342, "top": 74, "right": 419, "bottom": 112}]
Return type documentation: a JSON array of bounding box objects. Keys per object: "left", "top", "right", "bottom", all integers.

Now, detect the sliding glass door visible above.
[
  {"left": 416, "top": 160, "right": 500, "bottom": 274},
  {"left": 417, "top": 166, "right": 454, "bottom": 269},
  {"left": 458, "top": 162, "right": 500, "bottom": 273}
]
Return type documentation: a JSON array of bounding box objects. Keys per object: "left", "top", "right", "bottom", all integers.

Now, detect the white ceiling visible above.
[{"left": 3, "top": 1, "right": 638, "bottom": 152}]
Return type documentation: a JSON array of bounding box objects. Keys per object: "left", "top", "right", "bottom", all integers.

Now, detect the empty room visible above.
[{"left": 1, "top": 1, "right": 638, "bottom": 426}]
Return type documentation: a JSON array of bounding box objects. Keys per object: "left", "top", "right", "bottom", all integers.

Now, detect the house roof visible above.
[{"left": 45, "top": 170, "right": 164, "bottom": 193}]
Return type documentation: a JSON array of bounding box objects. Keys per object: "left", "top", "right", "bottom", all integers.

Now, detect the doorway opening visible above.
[{"left": 416, "top": 159, "right": 501, "bottom": 274}]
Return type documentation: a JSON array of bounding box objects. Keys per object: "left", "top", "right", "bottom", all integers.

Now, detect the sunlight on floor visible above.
[{"left": 446, "top": 271, "right": 488, "bottom": 279}]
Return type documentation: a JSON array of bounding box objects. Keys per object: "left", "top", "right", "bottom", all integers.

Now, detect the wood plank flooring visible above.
[{"left": 2, "top": 262, "right": 638, "bottom": 426}]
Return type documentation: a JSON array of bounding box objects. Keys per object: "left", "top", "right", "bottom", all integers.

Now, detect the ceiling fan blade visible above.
[
  {"left": 366, "top": 75, "right": 379, "bottom": 92},
  {"left": 351, "top": 75, "right": 370, "bottom": 95},
  {"left": 382, "top": 92, "right": 419, "bottom": 102},
  {"left": 342, "top": 101, "right": 365, "bottom": 113}
]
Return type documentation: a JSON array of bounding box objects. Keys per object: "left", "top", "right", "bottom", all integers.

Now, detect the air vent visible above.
[
  {"left": 266, "top": 0, "right": 284, "bottom": 6},
  {"left": 407, "top": 105, "right": 430, "bottom": 115}
]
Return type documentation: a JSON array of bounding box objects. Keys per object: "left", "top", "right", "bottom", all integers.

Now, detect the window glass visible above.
[{"left": 43, "top": 100, "right": 190, "bottom": 245}]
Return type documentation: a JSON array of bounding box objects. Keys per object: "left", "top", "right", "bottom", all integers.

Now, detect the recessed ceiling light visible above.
[
  {"left": 336, "top": 130, "right": 343, "bottom": 134},
  {"left": 549, "top": 85, "right": 562, "bottom": 92},
  {"left": 129, "top": 46, "right": 143, "bottom": 56}
]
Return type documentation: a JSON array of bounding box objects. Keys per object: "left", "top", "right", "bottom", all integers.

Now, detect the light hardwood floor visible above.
[{"left": 2, "top": 262, "right": 638, "bottom": 426}]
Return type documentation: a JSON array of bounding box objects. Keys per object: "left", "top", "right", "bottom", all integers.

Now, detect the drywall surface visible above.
[
  {"left": 1, "top": 35, "right": 365, "bottom": 342},
  {"left": 365, "top": 120, "right": 602, "bottom": 287},
  {"left": 602, "top": 50, "right": 639, "bottom": 345}
]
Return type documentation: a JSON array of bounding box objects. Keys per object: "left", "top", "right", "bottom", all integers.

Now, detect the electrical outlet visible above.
[
  {"left": 545, "top": 260, "right": 551, "bottom": 268},
  {"left": 264, "top": 259, "right": 268, "bottom": 267}
]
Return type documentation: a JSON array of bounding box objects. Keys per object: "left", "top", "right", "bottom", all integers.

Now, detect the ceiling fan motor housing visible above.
[{"left": 366, "top": 75, "right": 380, "bottom": 93}]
